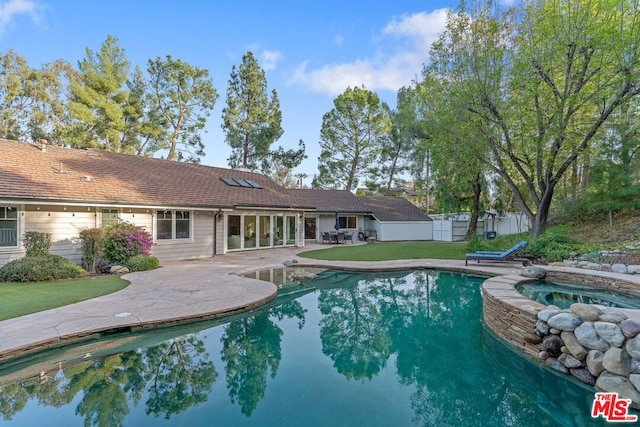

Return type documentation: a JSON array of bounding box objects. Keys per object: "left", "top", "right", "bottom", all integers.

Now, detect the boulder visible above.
[
  {"left": 603, "top": 347, "right": 633, "bottom": 376},
  {"left": 542, "top": 334, "right": 564, "bottom": 357},
  {"left": 628, "top": 265, "right": 640, "bottom": 275},
  {"left": 537, "top": 307, "right": 561, "bottom": 322},
  {"left": 630, "top": 374, "right": 640, "bottom": 392},
  {"left": 612, "top": 263, "right": 629, "bottom": 274},
  {"left": 521, "top": 266, "right": 547, "bottom": 279},
  {"left": 595, "top": 372, "right": 640, "bottom": 409},
  {"left": 558, "top": 353, "right": 582, "bottom": 368},
  {"left": 586, "top": 350, "right": 605, "bottom": 376},
  {"left": 536, "top": 319, "right": 550, "bottom": 336},
  {"left": 621, "top": 319, "right": 640, "bottom": 338},
  {"left": 625, "top": 335, "right": 640, "bottom": 359},
  {"left": 594, "top": 321, "right": 626, "bottom": 348},
  {"left": 545, "top": 357, "right": 569, "bottom": 374},
  {"left": 109, "top": 265, "right": 130, "bottom": 274},
  {"left": 570, "top": 368, "right": 597, "bottom": 386},
  {"left": 548, "top": 312, "right": 583, "bottom": 332},
  {"left": 575, "top": 322, "right": 611, "bottom": 352},
  {"left": 599, "top": 312, "right": 628, "bottom": 324},
  {"left": 571, "top": 303, "right": 602, "bottom": 322},
  {"left": 560, "top": 331, "right": 588, "bottom": 360}
]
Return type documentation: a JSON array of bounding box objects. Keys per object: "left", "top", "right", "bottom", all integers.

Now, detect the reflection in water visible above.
[{"left": 0, "top": 269, "right": 620, "bottom": 426}]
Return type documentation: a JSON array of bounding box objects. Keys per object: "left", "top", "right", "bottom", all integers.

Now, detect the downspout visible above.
[{"left": 213, "top": 209, "right": 222, "bottom": 256}]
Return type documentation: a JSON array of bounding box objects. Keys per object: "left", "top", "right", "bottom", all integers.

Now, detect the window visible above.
[
  {"left": 0, "top": 206, "right": 18, "bottom": 248},
  {"left": 101, "top": 209, "right": 119, "bottom": 228},
  {"left": 339, "top": 215, "right": 357, "bottom": 229},
  {"left": 156, "top": 210, "right": 191, "bottom": 240}
]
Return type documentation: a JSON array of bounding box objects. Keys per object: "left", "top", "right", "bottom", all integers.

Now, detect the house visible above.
[
  {"left": 0, "top": 138, "right": 313, "bottom": 267},
  {"left": 358, "top": 196, "right": 433, "bottom": 241},
  {"left": 0, "top": 139, "right": 435, "bottom": 268},
  {"left": 292, "top": 189, "right": 433, "bottom": 242}
]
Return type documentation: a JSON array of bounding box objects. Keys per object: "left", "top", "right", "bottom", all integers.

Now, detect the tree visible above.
[
  {"left": 66, "top": 35, "right": 130, "bottom": 152},
  {"left": 367, "top": 94, "right": 412, "bottom": 192},
  {"left": 146, "top": 55, "right": 218, "bottom": 162},
  {"left": 315, "top": 86, "right": 391, "bottom": 191},
  {"left": 426, "top": 0, "right": 640, "bottom": 238},
  {"left": 0, "top": 50, "right": 70, "bottom": 143},
  {"left": 222, "top": 51, "right": 305, "bottom": 174}
]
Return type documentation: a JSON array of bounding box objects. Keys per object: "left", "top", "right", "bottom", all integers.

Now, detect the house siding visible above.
[
  {"left": 25, "top": 206, "right": 98, "bottom": 264},
  {"left": 150, "top": 212, "right": 215, "bottom": 262}
]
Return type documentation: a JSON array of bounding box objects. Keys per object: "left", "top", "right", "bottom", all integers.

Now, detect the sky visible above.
[{"left": 0, "top": 0, "right": 516, "bottom": 186}]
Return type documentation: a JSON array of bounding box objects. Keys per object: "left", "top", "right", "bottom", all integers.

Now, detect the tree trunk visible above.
[
  {"left": 465, "top": 177, "right": 482, "bottom": 239},
  {"left": 530, "top": 188, "right": 554, "bottom": 239}
]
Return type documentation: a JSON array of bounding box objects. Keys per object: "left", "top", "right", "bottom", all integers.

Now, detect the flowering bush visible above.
[{"left": 102, "top": 222, "right": 153, "bottom": 264}]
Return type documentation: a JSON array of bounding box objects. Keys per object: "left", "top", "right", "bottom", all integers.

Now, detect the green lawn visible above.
[
  {"left": 0, "top": 276, "right": 129, "bottom": 321},
  {"left": 299, "top": 241, "right": 469, "bottom": 261}
]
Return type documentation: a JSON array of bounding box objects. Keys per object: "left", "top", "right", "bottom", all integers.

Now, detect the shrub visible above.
[
  {"left": 79, "top": 227, "right": 105, "bottom": 272},
  {"left": 527, "top": 228, "right": 587, "bottom": 262},
  {"left": 125, "top": 255, "right": 160, "bottom": 272},
  {"left": 0, "top": 254, "right": 86, "bottom": 282},
  {"left": 22, "top": 231, "right": 51, "bottom": 257},
  {"left": 102, "top": 222, "right": 153, "bottom": 264}
]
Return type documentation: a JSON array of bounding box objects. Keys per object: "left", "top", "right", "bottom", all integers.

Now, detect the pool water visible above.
[
  {"left": 0, "top": 270, "right": 620, "bottom": 426},
  {"left": 517, "top": 281, "right": 640, "bottom": 310}
]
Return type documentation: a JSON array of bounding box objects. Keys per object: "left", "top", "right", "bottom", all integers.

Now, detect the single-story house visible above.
[
  {"left": 357, "top": 196, "right": 433, "bottom": 241},
  {"left": 0, "top": 138, "right": 434, "bottom": 268},
  {"left": 0, "top": 138, "right": 314, "bottom": 267}
]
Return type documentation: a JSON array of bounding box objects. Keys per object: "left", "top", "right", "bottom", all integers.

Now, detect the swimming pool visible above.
[
  {"left": 0, "top": 269, "right": 618, "bottom": 426},
  {"left": 516, "top": 280, "right": 640, "bottom": 310}
]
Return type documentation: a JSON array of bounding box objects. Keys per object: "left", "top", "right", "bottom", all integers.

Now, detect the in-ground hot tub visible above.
[{"left": 516, "top": 280, "right": 640, "bottom": 310}]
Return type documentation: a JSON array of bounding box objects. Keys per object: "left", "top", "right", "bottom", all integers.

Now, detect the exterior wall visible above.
[
  {"left": 150, "top": 211, "right": 215, "bottom": 262},
  {"left": 376, "top": 221, "right": 433, "bottom": 241},
  {"left": 0, "top": 205, "right": 218, "bottom": 267},
  {"left": 25, "top": 205, "right": 99, "bottom": 265},
  {"left": 316, "top": 214, "right": 367, "bottom": 241}
]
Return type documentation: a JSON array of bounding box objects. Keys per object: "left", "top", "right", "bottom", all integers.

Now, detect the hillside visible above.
[{"left": 565, "top": 209, "right": 639, "bottom": 247}]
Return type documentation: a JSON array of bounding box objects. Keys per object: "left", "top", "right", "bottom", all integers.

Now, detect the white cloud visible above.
[
  {"left": 0, "top": 0, "right": 42, "bottom": 35},
  {"left": 289, "top": 9, "right": 449, "bottom": 97},
  {"left": 260, "top": 49, "right": 283, "bottom": 71}
]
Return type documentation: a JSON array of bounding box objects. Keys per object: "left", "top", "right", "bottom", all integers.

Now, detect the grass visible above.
[
  {"left": 0, "top": 276, "right": 129, "bottom": 321},
  {"left": 299, "top": 241, "right": 469, "bottom": 261}
]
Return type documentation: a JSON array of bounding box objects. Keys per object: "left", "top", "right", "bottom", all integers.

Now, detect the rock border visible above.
[{"left": 482, "top": 268, "right": 640, "bottom": 408}]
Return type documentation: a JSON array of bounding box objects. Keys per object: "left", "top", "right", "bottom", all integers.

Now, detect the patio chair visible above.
[
  {"left": 344, "top": 232, "right": 353, "bottom": 244},
  {"left": 321, "top": 232, "right": 331, "bottom": 244},
  {"left": 336, "top": 232, "right": 345, "bottom": 244},
  {"left": 465, "top": 241, "right": 532, "bottom": 266}
]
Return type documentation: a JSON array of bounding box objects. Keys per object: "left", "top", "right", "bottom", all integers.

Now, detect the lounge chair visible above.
[{"left": 465, "top": 241, "right": 532, "bottom": 266}]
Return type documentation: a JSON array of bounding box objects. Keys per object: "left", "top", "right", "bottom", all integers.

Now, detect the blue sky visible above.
[{"left": 0, "top": 0, "right": 515, "bottom": 185}]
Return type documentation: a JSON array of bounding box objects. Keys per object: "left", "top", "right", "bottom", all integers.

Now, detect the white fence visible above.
[{"left": 431, "top": 212, "right": 530, "bottom": 242}]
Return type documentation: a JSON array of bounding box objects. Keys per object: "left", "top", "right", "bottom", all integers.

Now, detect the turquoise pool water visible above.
[
  {"left": 0, "top": 269, "right": 619, "bottom": 426},
  {"left": 517, "top": 281, "right": 640, "bottom": 309}
]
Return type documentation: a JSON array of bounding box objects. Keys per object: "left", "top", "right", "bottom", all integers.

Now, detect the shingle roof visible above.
[
  {"left": 0, "top": 139, "right": 311, "bottom": 209},
  {"left": 358, "top": 196, "right": 432, "bottom": 222},
  {"left": 291, "top": 189, "right": 370, "bottom": 214}
]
